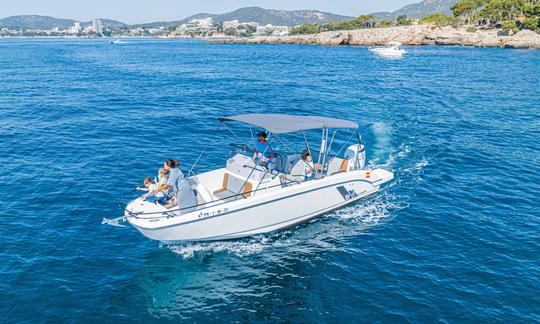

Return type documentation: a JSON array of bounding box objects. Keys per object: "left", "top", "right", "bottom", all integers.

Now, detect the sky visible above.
[{"left": 0, "top": 0, "right": 417, "bottom": 24}]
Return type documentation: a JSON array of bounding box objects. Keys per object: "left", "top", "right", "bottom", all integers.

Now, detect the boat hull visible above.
[
  {"left": 127, "top": 169, "right": 393, "bottom": 242},
  {"left": 369, "top": 48, "right": 405, "bottom": 58}
]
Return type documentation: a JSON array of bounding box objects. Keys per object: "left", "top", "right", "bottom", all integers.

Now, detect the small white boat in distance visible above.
[
  {"left": 107, "top": 114, "right": 394, "bottom": 243},
  {"left": 369, "top": 41, "right": 406, "bottom": 58}
]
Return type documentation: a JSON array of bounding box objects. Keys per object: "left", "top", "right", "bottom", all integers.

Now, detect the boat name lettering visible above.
[{"left": 198, "top": 207, "right": 230, "bottom": 218}]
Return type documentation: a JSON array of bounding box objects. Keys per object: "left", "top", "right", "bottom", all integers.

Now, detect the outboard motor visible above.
[{"left": 344, "top": 144, "right": 366, "bottom": 170}]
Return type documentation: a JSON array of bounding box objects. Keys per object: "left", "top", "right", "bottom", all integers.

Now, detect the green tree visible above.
[
  {"left": 501, "top": 20, "right": 519, "bottom": 32},
  {"left": 224, "top": 27, "right": 238, "bottom": 36},
  {"left": 521, "top": 16, "right": 539, "bottom": 30},
  {"left": 377, "top": 20, "right": 393, "bottom": 27},
  {"left": 396, "top": 15, "right": 414, "bottom": 25},
  {"left": 322, "top": 14, "right": 377, "bottom": 31},
  {"left": 451, "top": 0, "right": 487, "bottom": 23},
  {"left": 419, "top": 13, "right": 460, "bottom": 27},
  {"left": 216, "top": 22, "right": 223, "bottom": 33},
  {"left": 290, "top": 24, "right": 321, "bottom": 35},
  {"left": 480, "top": 0, "right": 527, "bottom": 25},
  {"left": 449, "top": 0, "right": 540, "bottom": 29}
]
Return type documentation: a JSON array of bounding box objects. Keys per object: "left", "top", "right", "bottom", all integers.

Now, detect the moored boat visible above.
[{"left": 369, "top": 41, "right": 406, "bottom": 58}]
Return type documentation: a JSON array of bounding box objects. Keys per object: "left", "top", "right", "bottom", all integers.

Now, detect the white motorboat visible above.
[
  {"left": 105, "top": 114, "right": 393, "bottom": 242},
  {"left": 369, "top": 41, "right": 406, "bottom": 58}
]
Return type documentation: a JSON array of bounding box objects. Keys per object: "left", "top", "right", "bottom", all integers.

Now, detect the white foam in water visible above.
[
  {"left": 397, "top": 143, "right": 412, "bottom": 158},
  {"left": 168, "top": 237, "right": 268, "bottom": 259},
  {"left": 167, "top": 191, "right": 405, "bottom": 259},
  {"left": 370, "top": 122, "right": 394, "bottom": 164}
]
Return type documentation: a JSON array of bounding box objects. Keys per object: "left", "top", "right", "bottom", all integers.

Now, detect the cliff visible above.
[{"left": 209, "top": 25, "right": 540, "bottom": 49}]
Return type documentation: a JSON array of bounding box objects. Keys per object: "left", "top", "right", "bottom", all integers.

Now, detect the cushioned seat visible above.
[
  {"left": 327, "top": 157, "right": 349, "bottom": 176},
  {"left": 287, "top": 159, "right": 306, "bottom": 183},
  {"left": 213, "top": 173, "right": 253, "bottom": 200}
]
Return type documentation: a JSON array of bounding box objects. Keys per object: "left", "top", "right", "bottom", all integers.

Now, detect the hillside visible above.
[
  {"left": 209, "top": 7, "right": 353, "bottom": 25},
  {"left": 0, "top": 15, "right": 126, "bottom": 29},
  {"left": 374, "top": 0, "right": 459, "bottom": 20},
  {"left": 0, "top": 3, "right": 460, "bottom": 30},
  {"left": 139, "top": 7, "right": 353, "bottom": 28}
]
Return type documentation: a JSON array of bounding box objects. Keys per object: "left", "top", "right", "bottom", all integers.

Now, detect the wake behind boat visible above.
[
  {"left": 369, "top": 41, "right": 406, "bottom": 58},
  {"left": 104, "top": 114, "right": 393, "bottom": 242}
]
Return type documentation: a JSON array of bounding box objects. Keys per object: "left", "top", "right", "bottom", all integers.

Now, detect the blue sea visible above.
[{"left": 1, "top": 38, "right": 539, "bottom": 322}]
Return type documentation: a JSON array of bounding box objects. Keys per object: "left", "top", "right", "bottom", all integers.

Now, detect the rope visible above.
[{"left": 188, "top": 142, "right": 210, "bottom": 175}]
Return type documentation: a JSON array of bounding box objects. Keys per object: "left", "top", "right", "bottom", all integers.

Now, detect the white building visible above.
[
  {"left": 129, "top": 27, "right": 144, "bottom": 35},
  {"left": 92, "top": 19, "right": 103, "bottom": 34},
  {"left": 188, "top": 17, "right": 213, "bottom": 29},
  {"left": 223, "top": 20, "right": 239, "bottom": 30},
  {"left": 255, "top": 24, "right": 289, "bottom": 36},
  {"left": 243, "top": 21, "right": 260, "bottom": 28},
  {"left": 68, "top": 22, "right": 81, "bottom": 34},
  {"left": 147, "top": 27, "right": 164, "bottom": 35},
  {"left": 176, "top": 17, "right": 216, "bottom": 34},
  {"left": 271, "top": 25, "right": 289, "bottom": 36}
]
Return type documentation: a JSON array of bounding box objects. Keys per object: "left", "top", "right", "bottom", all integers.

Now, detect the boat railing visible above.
[{"left": 124, "top": 177, "right": 304, "bottom": 219}]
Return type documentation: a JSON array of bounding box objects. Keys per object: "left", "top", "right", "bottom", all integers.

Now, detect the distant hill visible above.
[
  {"left": 374, "top": 0, "right": 459, "bottom": 20},
  {"left": 0, "top": 2, "right": 460, "bottom": 31},
  {"left": 138, "top": 7, "right": 353, "bottom": 28},
  {"left": 0, "top": 15, "right": 126, "bottom": 29}
]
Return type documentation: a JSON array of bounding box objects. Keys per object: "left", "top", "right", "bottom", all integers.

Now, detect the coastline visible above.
[{"left": 208, "top": 25, "right": 540, "bottom": 49}]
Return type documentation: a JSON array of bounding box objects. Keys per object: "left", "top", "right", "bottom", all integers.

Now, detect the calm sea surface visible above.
[{"left": 0, "top": 38, "right": 539, "bottom": 322}]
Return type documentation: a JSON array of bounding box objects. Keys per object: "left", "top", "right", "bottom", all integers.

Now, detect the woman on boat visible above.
[{"left": 163, "top": 159, "right": 197, "bottom": 212}]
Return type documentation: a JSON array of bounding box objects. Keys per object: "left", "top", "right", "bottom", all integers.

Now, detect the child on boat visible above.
[{"left": 137, "top": 176, "right": 167, "bottom": 204}]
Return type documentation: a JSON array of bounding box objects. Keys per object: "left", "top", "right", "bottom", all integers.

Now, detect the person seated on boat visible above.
[
  {"left": 157, "top": 167, "right": 169, "bottom": 187},
  {"left": 153, "top": 183, "right": 170, "bottom": 204},
  {"left": 156, "top": 168, "right": 173, "bottom": 197},
  {"left": 301, "top": 151, "right": 315, "bottom": 180},
  {"left": 163, "top": 159, "right": 197, "bottom": 212},
  {"left": 253, "top": 131, "right": 274, "bottom": 168}
]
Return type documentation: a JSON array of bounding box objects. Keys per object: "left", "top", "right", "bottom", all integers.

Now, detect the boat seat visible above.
[
  {"left": 193, "top": 181, "right": 213, "bottom": 205},
  {"left": 327, "top": 157, "right": 348, "bottom": 176},
  {"left": 213, "top": 173, "right": 253, "bottom": 200},
  {"left": 282, "top": 159, "right": 306, "bottom": 184}
]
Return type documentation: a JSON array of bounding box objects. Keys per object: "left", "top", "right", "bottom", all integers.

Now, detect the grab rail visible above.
[{"left": 125, "top": 177, "right": 303, "bottom": 219}]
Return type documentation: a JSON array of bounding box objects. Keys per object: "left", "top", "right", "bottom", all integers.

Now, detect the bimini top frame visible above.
[{"left": 219, "top": 114, "right": 358, "bottom": 134}]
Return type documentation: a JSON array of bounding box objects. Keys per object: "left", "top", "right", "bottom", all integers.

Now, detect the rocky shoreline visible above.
[{"left": 209, "top": 25, "right": 540, "bottom": 49}]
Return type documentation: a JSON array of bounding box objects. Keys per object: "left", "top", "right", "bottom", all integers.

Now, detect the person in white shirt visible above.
[
  {"left": 137, "top": 176, "right": 166, "bottom": 204},
  {"left": 301, "top": 151, "right": 315, "bottom": 180}
]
